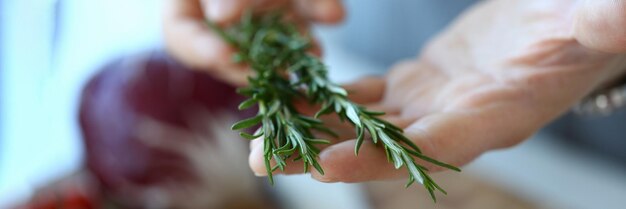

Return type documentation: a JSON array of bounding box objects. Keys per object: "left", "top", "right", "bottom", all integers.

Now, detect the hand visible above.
[
  {"left": 249, "top": 0, "right": 626, "bottom": 182},
  {"left": 162, "top": 0, "right": 345, "bottom": 86}
]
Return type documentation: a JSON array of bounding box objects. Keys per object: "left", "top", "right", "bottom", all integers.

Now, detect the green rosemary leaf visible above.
[
  {"left": 428, "top": 187, "right": 437, "bottom": 203},
  {"left": 365, "top": 123, "right": 379, "bottom": 144},
  {"left": 327, "top": 84, "right": 348, "bottom": 96},
  {"left": 267, "top": 101, "right": 281, "bottom": 115},
  {"left": 354, "top": 126, "right": 366, "bottom": 155},
  {"left": 314, "top": 103, "right": 334, "bottom": 118},
  {"left": 297, "top": 116, "right": 323, "bottom": 125},
  {"left": 232, "top": 115, "right": 263, "bottom": 130},
  {"left": 405, "top": 175, "right": 415, "bottom": 188},
  {"left": 429, "top": 177, "right": 447, "bottom": 195},
  {"left": 345, "top": 105, "right": 362, "bottom": 127},
  {"left": 391, "top": 152, "right": 404, "bottom": 169},
  {"left": 405, "top": 149, "right": 462, "bottom": 172},
  {"left": 377, "top": 119, "right": 404, "bottom": 133},
  {"left": 273, "top": 154, "right": 287, "bottom": 171},
  {"left": 363, "top": 109, "right": 386, "bottom": 116},
  {"left": 333, "top": 100, "right": 343, "bottom": 113},
  {"left": 264, "top": 138, "right": 275, "bottom": 185},
  {"left": 311, "top": 158, "right": 325, "bottom": 175},
  {"left": 238, "top": 98, "right": 257, "bottom": 110},
  {"left": 292, "top": 155, "right": 303, "bottom": 161},
  {"left": 403, "top": 155, "right": 425, "bottom": 185},
  {"left": 274, "top": 144, "right": 297, "bottom": 155},
  {"left": 236, "top": 87, "right": 255, "bottom": 96},
  {"left": 386, "top": 129, "right": 421, "bottom": 153},
  {"left": 307, "top": 139, "right": 331, "bottom": 145},
  {"left": 240, "top": 132, "right": 261, "bottom": 140}
]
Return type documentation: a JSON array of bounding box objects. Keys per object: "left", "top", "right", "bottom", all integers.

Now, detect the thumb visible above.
[{"left": 574, "top": 0, "right": 626, "bottom": 53}]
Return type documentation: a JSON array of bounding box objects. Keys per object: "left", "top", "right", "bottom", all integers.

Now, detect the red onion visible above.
[{"left": 78, "top": 50, "right": 271, "bottom": 208}]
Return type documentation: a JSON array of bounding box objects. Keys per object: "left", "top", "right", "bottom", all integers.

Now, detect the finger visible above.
[
  {"left": 203, "top": 0, "right": 296, "bottom": 24},
  {"left": 306, "top": 114, "right": 431, "bottom": 183},
  {"left": 163, "top": 0, "right": 236, "bottom": 70},
  {"left": 249, "top": 138, "right": 306, "bottom": 176},
  {"left": 310, "top": 139, "right": 396, "bottom": 182},
  {"left": 248, "top": 79, "right": 389, "bottom": 178},
  {"left": 294, "top": 0, "right": 345, "bottom": 24},
  {"left": 292, "top": 76, "right": 387, "bottom": 115},
  {"left": 201, "top": 0, "right": 251, "bottom": 24},
  {"left": 164, "top": 0, "right": 254, "bottom": 86},
  {"left": 248, "top": 112, "right": 410, "bottom": 176},
  {"left": 213, "top": 66, "right": 254, "bottom": 87},
  {"left": 310, "top": 102, "right": 539, "bottom": 183},
  {"left": 343, "top": 76, "right": 387, "bottom": 104},
  {"left": 574, "top": 0, "right": 626, "bottom": 53},
  {"left": 247, "top": 119, "right": 352, "bottom": 177}
]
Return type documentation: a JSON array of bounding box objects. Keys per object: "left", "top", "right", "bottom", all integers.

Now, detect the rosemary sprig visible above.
[{"left": 208, "top": 11, "right": 460, "bottom": 202}]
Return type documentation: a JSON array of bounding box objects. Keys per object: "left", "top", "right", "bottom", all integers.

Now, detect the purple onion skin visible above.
[{"left": 78, "top": 50, "right": 251, "bottom": 200}]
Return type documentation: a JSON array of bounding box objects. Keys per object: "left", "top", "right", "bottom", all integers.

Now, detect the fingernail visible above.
[
  {"left": 254, "top": 172, "right": 267, "bottom": 177},
  {"left": 208, "top": 0, "right": 240, "bottom": 22},
  {"left": 313, "top": 176, "right": 332, "bottom": 183},
  {"left": 310, "top": 152, "right": 333, "bottom": 182},
  {"left": 312, "top": 172, "right": 334, "bottom": 183}
]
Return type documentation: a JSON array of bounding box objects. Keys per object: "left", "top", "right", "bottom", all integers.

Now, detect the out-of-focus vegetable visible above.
[{"left": 78, "top": 50, "right": 275, "bottom": 209}]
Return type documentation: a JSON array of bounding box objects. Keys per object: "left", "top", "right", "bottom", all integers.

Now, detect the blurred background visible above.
[{"left": 1, "top": 0, "right": 625, "bottom": 208}]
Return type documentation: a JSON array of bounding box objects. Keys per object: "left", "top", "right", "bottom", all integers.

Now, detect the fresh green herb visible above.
[{"left": 208, "top": 11, "right": 460, "bottom": 202}]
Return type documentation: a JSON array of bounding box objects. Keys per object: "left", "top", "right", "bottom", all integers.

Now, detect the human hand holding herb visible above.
[
  {"left": 161, "top": 0, "right": 459, "bottom": 198},
  {"left": 247, "top": 0, "right": 626, "bottom": 182},
  {"left": 161, "top": 0, "right": 625, "bottom": 202},
  {"left": 163, "top": 0, "right": 344, "bottom": 86},
  {"left": 206, "top": 11, "right": 460, "bottom": 200}
]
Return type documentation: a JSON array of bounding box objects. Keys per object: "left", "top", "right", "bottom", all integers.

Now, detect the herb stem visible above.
[{"left": 213, "top": 11, "right": 460, "bottom": 202}]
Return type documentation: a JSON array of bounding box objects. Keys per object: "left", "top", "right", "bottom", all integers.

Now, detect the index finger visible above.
[{"left": 163, "top": 0, "right": 237, "bottom": 70}]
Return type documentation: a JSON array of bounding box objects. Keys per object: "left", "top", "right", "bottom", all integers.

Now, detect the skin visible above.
[
  {"left": 163, "top": 0, "right": 626, "bottom": 183},
  {"left": 163, "top": 0, "right": 345, "bottom": 86}
]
